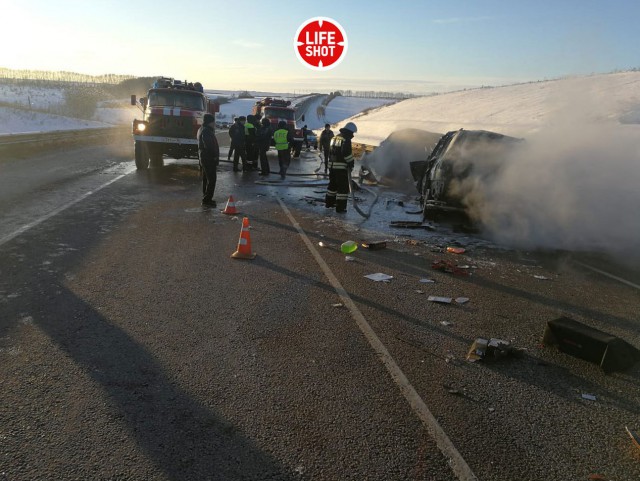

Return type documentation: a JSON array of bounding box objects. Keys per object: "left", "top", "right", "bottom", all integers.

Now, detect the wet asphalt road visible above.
[{"left": 1, "top": 135, "right": 639, "bottom": 481}]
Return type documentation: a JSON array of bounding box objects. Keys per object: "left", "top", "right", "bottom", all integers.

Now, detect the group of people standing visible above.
[
  {"left": 227, "top": 115, "right": 272, "bottom": 175},
  {"left": 197, "top": 113, "right": 358, "bottom": 214}
]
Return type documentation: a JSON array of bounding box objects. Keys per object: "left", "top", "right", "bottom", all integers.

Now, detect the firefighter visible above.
[
  {"left": 325, "top": 122, "right": 357, "bottom": 213},
  {"left": 274, "top": 120, "right": 293, "bottom": 180},
  {"left": 197, "top": 113, "right": 220, "bottom": 207},
  {"left": 319, "top": 123, "right": 334, "bottom": 174},
  {"left": 229, "top": 116, "right": 246, "bottom": 172},
  {"left": 244, "top": 114, "right": 257, "bottom": 171},
  {"left": 256, "top": 117, "right": 272, "bottom": 176}
]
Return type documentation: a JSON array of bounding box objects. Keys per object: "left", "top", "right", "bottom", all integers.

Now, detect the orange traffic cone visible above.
[
  {"left": 221, "top": 195, "right": 239, "bottom": 215},
  {"left": 231, "top": 217, "right": 256, "bottom": 260}
]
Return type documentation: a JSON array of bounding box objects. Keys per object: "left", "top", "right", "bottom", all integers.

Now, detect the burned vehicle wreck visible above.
[{"left": 410, "top": 129, "right": 524, "bottom": 222}]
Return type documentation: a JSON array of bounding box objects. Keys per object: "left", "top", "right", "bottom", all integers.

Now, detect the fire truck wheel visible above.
[
  {"left": 150, "top": 153, "right": 164, "bottom": 168},
  {"left": 134, "top": 142, "right": 149, "bottom": 170}
]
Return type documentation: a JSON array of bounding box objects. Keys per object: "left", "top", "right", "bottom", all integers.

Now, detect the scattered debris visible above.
[
  {"left": 581, "top": 393, "right": 597, "bottom": 401},
  {"left": 345, "top": 256, "right": 356, "bottom": 262},
  {"left": 543, "top": 316, "right": 640, "bottom": 373},
  {"left": 466, "top": 338, "right": 516, "bottom": 362},
  {"left": 419, "top": 278, "right": 435, "bottom": 283},
  {"left": 625, "top": 426, "right": 640, "bottom": 450},
  {"left": 446, "top": 246, "right": 466, "bottom": 254},
  {"left": 440, "top": 321, "right": 454, "bottom": 326},
  {"left": 364, "top": 273, "right": 394, "bottom": 282},
  {"left": 405, "top": 239, "right": 421, "bottom": 246},
  {"left": 488, "top": 407, "right": 496, "bottom": 413},
  {"left": 361, "top": 240, "right": 387, "bottom": 250},
  {"left": 415, "top": 290, "right": 424, "bottom": 294},
  {"left": 331, "top": 303, "right": 344, "bottom": 308},
  {"left": 533, "top": 275, "right": 550, "bottom": 280},
  {"left": 341, "top": 240, "right": 358, "bottom": 254},
  {"left": 428, "top": 296, "right": 452, "bottom": 304},
  {"left": 390, "top": 221, "right": 434, "bottom": 230},
  {"left": 432, "top": 259, "right": 470, "bottom": 276},
  {"left": 455, "top": 297, "right": 470, "bottom": 305},
  {"left": 588, "top": 474, "right": 607, "bottom": 481}
]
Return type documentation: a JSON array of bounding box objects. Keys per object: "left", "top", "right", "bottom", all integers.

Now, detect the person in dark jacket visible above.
[
  {"left": 273, "top": 120, "right": 294, "bottom": 179},
  {"left": 244, "top": 115, "right": 257, "bottom": 171},
  {"left": 229, "top": 116, "right": 246, "bottom": 172},
  {"left": 256, "top": 117, "right": 272, "bottom": 176},
  {"left": 319, "top": 123, "right": 334, "bottom": 174},
  {"left": 325, "top": 122, "right": 357, "bottom": 213},
  {"left": 197, "top": 113, "right": 220, "bottom": 207}
]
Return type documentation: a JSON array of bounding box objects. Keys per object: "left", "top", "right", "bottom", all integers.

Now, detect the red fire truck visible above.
[
  {"left": 131, "top": 77, "right": 219, "bottom": 169},
  {"left": 251, "top": 97, "right": 304, "bottom": 155}
]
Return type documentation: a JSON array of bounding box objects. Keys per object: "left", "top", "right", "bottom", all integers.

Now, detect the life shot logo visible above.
[{"left": 295, "top": 17, "right": 348, "bottom": 71}]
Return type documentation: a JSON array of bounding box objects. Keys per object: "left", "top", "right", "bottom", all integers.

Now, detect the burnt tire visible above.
[{"left": 134, "top": 142, "right": 149, "bottom": 170}]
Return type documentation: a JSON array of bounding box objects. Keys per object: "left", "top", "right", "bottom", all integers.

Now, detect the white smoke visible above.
[
  {"left": 361, "top": 128, "right": 442, "bottom": 192},
  {"left": 472, "top": 120, "right": 640, "bottom": 262}
]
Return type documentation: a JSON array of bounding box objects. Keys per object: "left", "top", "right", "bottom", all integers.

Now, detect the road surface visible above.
[{"left": 1, "top": 134, "right": 639, "bottom": 481}]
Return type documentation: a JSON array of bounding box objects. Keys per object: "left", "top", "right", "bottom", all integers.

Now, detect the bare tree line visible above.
[
  {"left": 294, "top": 89, "right": 416, "bottom": 99},
  {"left": 0, "top": 67, "right": 135, "bottom": 85}
]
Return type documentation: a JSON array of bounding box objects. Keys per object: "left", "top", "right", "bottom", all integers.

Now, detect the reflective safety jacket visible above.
[
  {"left": 329, "top": 134, "right": 354, "bottom": 170},
  {"left": 245, "top": 122, "right": 256, "bottom": 140},
  {"left": 273, "top": 128, "right": 291, "bottom": 151}
]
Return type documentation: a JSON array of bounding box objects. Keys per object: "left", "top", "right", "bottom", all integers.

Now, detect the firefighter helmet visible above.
[
  {"left": 343, "top": 122, "right": 357, "bottom": 133},
  {"left": 278, "top": 120, "right": 287, "bottom": 128}
]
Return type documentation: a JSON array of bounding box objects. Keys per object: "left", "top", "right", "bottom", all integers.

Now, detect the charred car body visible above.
[
  {"left": 410, "top": 129, "right": 524, "bottom": 221},
  {"left": 131, "top": 77, "right": 219, "bottom": 169}
]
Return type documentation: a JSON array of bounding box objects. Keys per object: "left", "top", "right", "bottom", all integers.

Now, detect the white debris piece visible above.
[
  {"left": 581, "top": 393, "right": 597, "bottom": 401},
  {"left": 364, "top": 273, "right": 394, "bottom": 282},
  {"left": 455, "top": 297, "right": 470, "bottom": 304},
  {"left": 428, "top": 296, "right": 452, "bottom": 304},
  {"left": 420, "top": 278, "right": 435, "bottom": 283}
]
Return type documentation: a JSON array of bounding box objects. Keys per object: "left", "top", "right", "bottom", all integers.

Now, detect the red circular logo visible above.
[{"left": 295, "top": 17, "right": 348, "bottom": 71}]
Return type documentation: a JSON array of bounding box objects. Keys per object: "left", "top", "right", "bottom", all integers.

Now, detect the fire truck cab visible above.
[
  {"left": 251, "top": 97, "right": 304, "bottom": 155},
  {"left": 131, "top": 77, "right": 219, "bottom": 169}
]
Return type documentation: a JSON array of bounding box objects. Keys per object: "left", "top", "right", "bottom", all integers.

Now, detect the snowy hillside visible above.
[
  {"left": 0, "top": 83, "right": 393, "bottom": 134},
  {"left": 341, "top": 71, "right": 640, "bottom": 146}
]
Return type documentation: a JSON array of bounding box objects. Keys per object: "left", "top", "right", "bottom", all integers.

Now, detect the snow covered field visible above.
[{"left": 341, "top": 71, "right": 640, "bottom": 146}]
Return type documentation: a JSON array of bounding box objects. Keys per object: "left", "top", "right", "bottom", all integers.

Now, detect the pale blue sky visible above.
[{"left": 2, "top": 0, "right": 638, "bottom": 93}]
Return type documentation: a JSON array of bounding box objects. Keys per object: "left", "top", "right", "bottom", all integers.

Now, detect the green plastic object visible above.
[{"left": 341, "top": 241, "right": 358, "bottom": 254}]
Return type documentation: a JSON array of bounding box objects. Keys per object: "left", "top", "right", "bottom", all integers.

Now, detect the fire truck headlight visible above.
[{"left": 136, "top": 123, "right": 146, "bottom": 132}]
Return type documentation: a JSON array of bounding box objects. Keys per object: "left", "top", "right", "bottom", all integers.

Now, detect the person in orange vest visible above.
[
  {"left": 325, "top": 122, "right": 357, "bottom": 213},
  {"left": 273, "top": 120, "right": 293, "bottom": 180}
]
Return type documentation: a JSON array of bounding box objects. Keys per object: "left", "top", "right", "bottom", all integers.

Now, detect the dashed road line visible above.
[
  {"left": 0, "top": 169, "right": 133, "bottom": 248},
  {"left": 278, "top": 198, "right": 478, "bottom": 481}
]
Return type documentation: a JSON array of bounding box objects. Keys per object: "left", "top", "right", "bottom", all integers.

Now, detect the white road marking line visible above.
[
  {"left": 0, "top": 170, "right": 133, "bottom": 247},
  {"left": 278, "top": 199, "right": 478, "bottom": 481},
  {"left": 573, "top": 261, "right": 640, "bottom": 291}
]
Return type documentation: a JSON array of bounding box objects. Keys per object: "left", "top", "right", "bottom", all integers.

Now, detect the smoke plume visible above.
[
  {"left": 361, "top": 128, "right": 442, "bottom": 192},
  {"left": 470, "top": 121, "right": 640, "bottom": 263}
]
